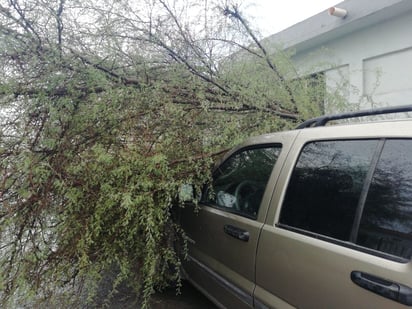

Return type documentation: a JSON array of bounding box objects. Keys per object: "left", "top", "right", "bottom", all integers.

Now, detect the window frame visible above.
[
  {"left": 201, "top": 144, "right": 282, "bottom": 220},
  {"left": 277, "top": 138, "right": 412, "bottom": 263}
]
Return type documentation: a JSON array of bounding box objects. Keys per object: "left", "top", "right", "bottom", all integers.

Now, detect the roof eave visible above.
[{"left": 262, "top": 0, "right": 412, "bottom": 54}]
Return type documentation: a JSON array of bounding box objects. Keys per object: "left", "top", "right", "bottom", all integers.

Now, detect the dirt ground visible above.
[
  {"left": 149, "top": 282, "right": 216, "bottom": 309},
  {"left": 105, "top": 281, "right": 217, "bottom": 309}
]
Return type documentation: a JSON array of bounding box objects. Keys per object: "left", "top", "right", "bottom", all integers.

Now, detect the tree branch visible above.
[
  {"left": 56, "top": 0, "right": 65, "bottom": 57},
  {"left": 223, "top": 5, "right": 297, "bottom": 108}
]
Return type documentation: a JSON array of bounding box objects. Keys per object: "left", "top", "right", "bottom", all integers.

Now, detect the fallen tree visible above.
[{"left": 0, "top": 0, "right": 325, "bottom": 307}]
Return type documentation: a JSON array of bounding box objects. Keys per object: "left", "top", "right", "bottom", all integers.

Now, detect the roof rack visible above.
[{"left": 297, "top": 104, "right": 412, "bottom": 129}]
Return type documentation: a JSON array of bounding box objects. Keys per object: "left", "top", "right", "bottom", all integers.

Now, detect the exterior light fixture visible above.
[{"left": 328, "top": 7, "right": 348, "bottom": 18}]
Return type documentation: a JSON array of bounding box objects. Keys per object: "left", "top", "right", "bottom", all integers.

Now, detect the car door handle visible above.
[
  {"left": 224, "top": 225, "right": 249, "bottom": 241},
  {"left": 351, "top": 271, "right": 412, "bottom": 306}
]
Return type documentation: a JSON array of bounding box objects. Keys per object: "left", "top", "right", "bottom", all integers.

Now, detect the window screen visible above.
[{"left": 203, "top": 146, "right": 281, "bottom": 219}]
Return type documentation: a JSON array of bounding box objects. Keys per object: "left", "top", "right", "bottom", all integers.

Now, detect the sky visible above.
[{"left": 243, "top": 0, "right": 341, "bottom": 37}]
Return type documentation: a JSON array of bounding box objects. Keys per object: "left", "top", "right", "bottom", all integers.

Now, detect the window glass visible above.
[
  {"left": 280, "top": 140, "right": 378, "bottom": 240},
  {"left": 203, "top": 146, "right": 281, "bottom": 219},
  {"left": 358, "top": 140, "right": 412, "bottom": 259}
]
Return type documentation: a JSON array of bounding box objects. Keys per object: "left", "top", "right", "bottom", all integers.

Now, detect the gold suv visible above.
[{"left": 180, "top": 105, "right": 412, "bottom": 309}]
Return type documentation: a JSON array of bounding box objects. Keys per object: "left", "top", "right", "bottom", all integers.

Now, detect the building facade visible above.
[{"left": 264, "top": 0, "right": 412, "bottom": 112}]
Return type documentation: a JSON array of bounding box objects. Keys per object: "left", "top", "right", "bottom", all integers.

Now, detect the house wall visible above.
[{"left": 290, "top": 7, "right": 412, "bottom": 110}]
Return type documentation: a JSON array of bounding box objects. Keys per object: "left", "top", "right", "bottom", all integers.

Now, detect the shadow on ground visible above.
[
  {"left": 150, "top": 282, "right": 216, "bottom": 309},
  {"left": 106, "top": 281, "right": 217, "bottom": 309}
]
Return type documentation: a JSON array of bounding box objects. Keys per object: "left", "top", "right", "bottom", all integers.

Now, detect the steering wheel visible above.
[{"left": 234, "top": 180, "right": 260, "bottom": 211}]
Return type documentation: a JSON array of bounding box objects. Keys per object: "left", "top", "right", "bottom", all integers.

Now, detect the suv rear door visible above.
[{"left": 255, "top": 121, "right": 412, "bottom": 309}]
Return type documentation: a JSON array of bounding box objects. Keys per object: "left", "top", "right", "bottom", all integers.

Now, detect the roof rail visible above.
[{"left": 297, "top": 104, "right": 412, "bottom": 129}]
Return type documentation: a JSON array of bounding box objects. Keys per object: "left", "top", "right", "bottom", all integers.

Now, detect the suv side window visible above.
[
  {"left": 203, "top": 145, "right": 281, "bottom": 219},
  {"left": 280, "top": 140, "right": 378, "bottom": 241},
  {"left": 358, "top": 140, "right": 412, "bottom": 259},
  {"left": 279, "top": 139, "right": 412, "bottom": 260}
]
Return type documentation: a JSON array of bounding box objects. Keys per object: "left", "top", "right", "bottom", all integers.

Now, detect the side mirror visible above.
[
  {"left": 179, "top": 184, "right": 195, "bottom": 202},
  {"left": 179, "top": 184, "right": 202, "bottom": 203}
]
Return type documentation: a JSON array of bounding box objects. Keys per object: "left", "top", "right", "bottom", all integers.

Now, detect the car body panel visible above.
[
  {"left": 256, "top": 120, "right": 412, "bottom": 308},
  {"left": 180, "top": 131, "right": 298, "bottom": 308},
  {"left": 255, "top": 225, "right": 412, "bottom": 308},
  {"left": 181, "top": 207, "right": 261, "bottom": 308},
  {"left": 181, "top": 119, "right": 412, "bottom": 308}
]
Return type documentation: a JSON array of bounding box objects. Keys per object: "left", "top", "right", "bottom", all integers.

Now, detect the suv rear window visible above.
[
  {"left": 358, "top": 140, "right": 412, "bottom": 259},
  {"left": 279, "top": 139, "right": 412, "bottom": 260}
]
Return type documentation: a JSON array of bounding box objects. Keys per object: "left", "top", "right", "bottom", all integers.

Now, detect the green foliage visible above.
[
  {"left": 0, "top": 0, "right": 330, "bottom": 307},
  {"left": 0, "top": 64, "right": 214, "bottom": 307}
]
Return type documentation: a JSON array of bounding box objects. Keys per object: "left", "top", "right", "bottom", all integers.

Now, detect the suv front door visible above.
[{"left": 180, "top": 136, "right": 292, "bottom": 308}]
